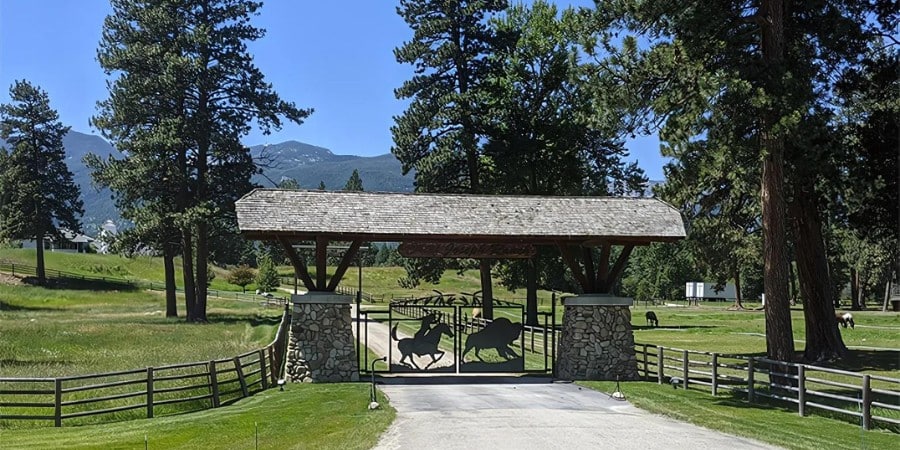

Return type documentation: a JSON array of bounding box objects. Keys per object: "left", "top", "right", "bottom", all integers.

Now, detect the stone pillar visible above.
[
  {"left": 556, "top": 295, "right": 639, "bottom": 381},
  {"left": 285, "top": 292, "right": 359, "bottom": 382}
]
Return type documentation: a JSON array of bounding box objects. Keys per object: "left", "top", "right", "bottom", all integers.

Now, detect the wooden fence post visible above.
[
  {"left": 259, "top": 350, "right": 268, "bottom": 390},
  {"left": 54, "top": 378, "right": 62, "bottom": 427},
  {"left": 862, "top": 375, "right": 871, "bottom": 430},
  {"left": 711, "top": 353, "right": 718, "bottom": 396},
  {"left": 235, "top": 357, "right": 249, "bottom": 398},
  {"left": 747, "top": 358, "right": 755, "bottom": 403},
  {"left": 268, "top": 346, "right": 278, "bottom": 385},
  {"left": 682, "top": 350, "right": 689, "bottom": 389},
  {"left": 798, "top": 365, "right": 805, "bottom": 417},
  {"left": 657, "top": 347, "right": 664, "bottom": 384},
  {"left": 209, "top": 361, "right": 220, "bottom": 408},
  {"left": 642, "top": 344, "right": 648, "bottom": 379},
  {"left": 147, "top": 367, "right": 154, "bottom": 419}
]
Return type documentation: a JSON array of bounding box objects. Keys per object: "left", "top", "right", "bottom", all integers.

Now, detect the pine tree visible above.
[
  {"left": 255, "top": 254, "right": 280, "bottom": 293},
  {"left": 0, "top": 81, "right": 83, "bottom": 285},
  {"left": 93, "top": 0, "right": 310, "bottom": 321},
  {"left": 344, "top": 169, "right": 364, "bottom": 191}
]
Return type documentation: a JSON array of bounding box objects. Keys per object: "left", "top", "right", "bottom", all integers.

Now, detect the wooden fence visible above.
[
  {"left": 634, "top": 343, "right": 900, "bottom": 431},
  {"left": 0, "top": 307, "right": 291, "bottom": 428}
]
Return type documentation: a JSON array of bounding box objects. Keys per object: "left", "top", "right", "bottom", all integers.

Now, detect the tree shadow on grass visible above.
[
  {"left": 0, "top": 300, "right": 60, "bottom": 312},
  {"left": 22, "top": 276, "right": 140, "bottom": 292},
  {"left": 205, "top": 314, "right": 283, "bottom": 327},
  {"left": 633, "top": 325, "right": 718, "bottom": 331},
  {"left": 822, "top": 349, "right": 900, "bottom": 372}
]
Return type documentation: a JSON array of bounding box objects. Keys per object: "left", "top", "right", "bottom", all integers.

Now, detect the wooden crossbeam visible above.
[
  {"left": 278, "top": 237, "right": 315, "bottom": 292},
  {"left": 326, "top": 240, "right": 362, "bottom": 291}
]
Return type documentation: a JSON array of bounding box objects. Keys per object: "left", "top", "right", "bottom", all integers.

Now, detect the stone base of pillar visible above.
[
  {"left": 556, "top": 296, "right": 639, "bottom": 381},
  {"left": 285, "top": 293, "right": 359, "bottom": 383}
]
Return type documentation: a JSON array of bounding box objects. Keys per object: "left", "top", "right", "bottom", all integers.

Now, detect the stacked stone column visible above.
[
  {"left": 556, "top": 295, "right": 639, "bottom": 381},
  {"left": 285, "top": 293, "right": 359, "bottom": 382}
]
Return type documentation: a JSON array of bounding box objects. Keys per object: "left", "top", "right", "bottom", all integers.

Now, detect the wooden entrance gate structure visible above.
[{"left": 236, "top": 189, "right": 685, "bottom": 381}]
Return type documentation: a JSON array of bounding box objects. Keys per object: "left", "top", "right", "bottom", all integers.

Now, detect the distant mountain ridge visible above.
[{"left": 1, "top": 131, "right": 415, "bottom": 234}]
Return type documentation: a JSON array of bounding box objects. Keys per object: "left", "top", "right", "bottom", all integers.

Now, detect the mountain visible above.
[
  {"left": 248, "top": 141, "right": 415, "bottom": 192},
  {"left": 1, "top": 131, "right": 415, "bottom": 234}
]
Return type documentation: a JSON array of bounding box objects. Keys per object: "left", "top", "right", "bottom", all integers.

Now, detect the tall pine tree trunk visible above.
[
  {"left": 526, "top": 259, "right": 538, "bottom": 326},
  {"left": 480, "top": 259, "right": 494, "bottom": 320},
  {"left": 35, "top": 229, "right": 46, "bottom": 286},
  {"left": 163, "top": 242, "right": 178, "bottom": 318},
  {"left": 195, "top": 223, "right": 209, "bottom": 322},
  {"left": 791, "top": 188, "right": 846, "bottom": 362},
  {"left": 732, "top": 268, "right": 744, "bottom": 310},
  {"left": 760, "top": 0, "right": 795, "bottom": 363},
  {"left": 182, "top": 229, "right": 196, "bottom": 321}
]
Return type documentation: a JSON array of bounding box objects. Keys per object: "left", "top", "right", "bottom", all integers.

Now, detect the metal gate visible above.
[{"left": 357, "top": 292, "right": 555, "bottom": 375}]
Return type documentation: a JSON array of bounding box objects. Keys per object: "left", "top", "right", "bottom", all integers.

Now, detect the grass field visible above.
[
  {"left": 0, "top": 383, "right": 394, "bottom": 450},
  {"left": 2, "top": 250, "right": 897, "bottom": 448}
]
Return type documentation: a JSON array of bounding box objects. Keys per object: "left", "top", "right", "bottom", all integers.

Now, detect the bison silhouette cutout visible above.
[{"left": 462, "top": 317, "right": 522, "bottom": 362}]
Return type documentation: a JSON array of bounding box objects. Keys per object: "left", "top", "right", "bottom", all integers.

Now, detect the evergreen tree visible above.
[
  {"left": 318, "top": 181, "right": 326, "bottom": 190},
  {"left": 344, "top": 169, "right": 364, "bottom": 191},
  {"left": 255, "top": 254, "right": 280, "bottom": 293},
  {"left": 93, "top": 0, "right": 310, "bottom": 322},
  {"left": 0, "top": 81, "right": 83, "bottom": 285}
]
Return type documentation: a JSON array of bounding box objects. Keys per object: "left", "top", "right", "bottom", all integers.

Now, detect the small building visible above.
[
  {"left": 22, "top": 230, "right": 95, "bottom": 254},
  {"left": 685, "top": 282, "right": 737, "bottom": 302}
]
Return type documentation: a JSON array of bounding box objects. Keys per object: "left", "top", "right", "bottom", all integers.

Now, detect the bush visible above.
[{"left": 226, "top": 265, "right": 256, "bottom": 293}]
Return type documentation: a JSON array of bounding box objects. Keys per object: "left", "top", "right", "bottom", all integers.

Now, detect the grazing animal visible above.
[
  {"left": 835, "top": 312, "right": 855, "bottom": 329},
  {"left": 462, "top": 317, "right": 522, "bottom": 362},
  {"left": 645, "top": 311, "right": 659, "bottom": 327},
  {"left": 392, "top": 322, "right": 454, "bottom": 370}
]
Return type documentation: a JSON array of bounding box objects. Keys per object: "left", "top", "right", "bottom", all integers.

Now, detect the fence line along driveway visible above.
[{"left": 374, "top": 378, "right": 778, "bottom": 450}]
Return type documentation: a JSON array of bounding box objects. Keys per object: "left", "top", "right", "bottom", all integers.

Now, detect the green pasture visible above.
[
  {"left": 580, "top": 380, "right": 897, "bottom": 450},
  {"left": 1, "top": 251, "right": 897, "bottom": 448},
  {"left": 0, "top": 383, "right": 394, "bottom": 450}
]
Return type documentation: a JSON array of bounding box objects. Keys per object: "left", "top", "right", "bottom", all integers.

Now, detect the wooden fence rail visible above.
[
  {"left": 0, "top": 306, "right": 291, "bottom": 428},
  {"left": 634, "top": 343, "right": 900, "bottom": 431}
]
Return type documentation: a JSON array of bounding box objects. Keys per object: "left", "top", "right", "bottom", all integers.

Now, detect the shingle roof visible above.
[{"left": 235, "top": 189, "right": 686, "bottom": 245}]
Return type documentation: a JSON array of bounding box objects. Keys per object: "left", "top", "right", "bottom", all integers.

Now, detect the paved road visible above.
[{"left": 373, "top": 377, "right": 779, "bottom": 450}]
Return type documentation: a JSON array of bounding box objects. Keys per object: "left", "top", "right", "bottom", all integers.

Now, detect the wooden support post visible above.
[
  {"left": 557, "top": 243, "right": 589, "bottom": 292},
  {"left": 326, "top": 240, "right": 361, "bottom": 291},
  {"left": 259, "top": 350, "right": 268, "bottom": 390},
  {"left": 278, "top": 237, "right": 315, "bottom": 291},
  {"left": 597, "top": 243, "right": 610, "bottom": 288},
  {"left": 682, "top": 350, "right": 689, "bottom": 389},
  {"left": 601, "top": 245, "right": 634, "bottom": 292},
  {"left": 642, "top": 344, "right": 648, "bottom": 379},
  {"left": 147, "top": 367, "right": 154, "bottom": 419},
  {"left": 480, "top": 259, "right": 494, "bottom": 320},
  {"left": 209, "top": 361, "right": 220, "bottom": 407},
  {"left": 268, "top": 346, "right": 277, "bottom": 386},
  {"left": 235, "top": 357, "right": 249, "bottom": 398},
  {"left": 581, "top": 247, "right": 595, "bottom": 292},
  {"left": 862, "top": 375, "right": 871, "bottom": 430},
  {"left": 657, "top": 347, "right": 664, "bottom": 384},
  {"left": 711, "top": 354, "right": 718, "bottom": 396},
  {"left": 798, "top": 365, "right": 805, "bottom": 416},
  {"left": 315, "top": 236, "right": 328, "bottom": 290},
  {"left": 54, "top": 378, "right": 62, "bottom": 427}
]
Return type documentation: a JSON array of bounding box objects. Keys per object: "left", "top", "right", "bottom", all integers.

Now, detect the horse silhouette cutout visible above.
[
  {"left": 462, "top": 317, "right": 522, "bottom": 362},
  {"left": 392, "top": 321, "right": 455, "bottom": 370}
]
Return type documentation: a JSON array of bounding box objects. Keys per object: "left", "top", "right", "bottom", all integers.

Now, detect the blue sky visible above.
[{"left": 0, "top": 0, "right": 666, "bottom": 180}]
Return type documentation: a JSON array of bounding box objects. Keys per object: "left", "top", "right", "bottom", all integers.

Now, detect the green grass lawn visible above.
[
  {"left": 580, "top": 380, "right": 897, "bottom": 450},
  {"left": 0, "top": 383, "right": 394, "bottom": 450}
]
